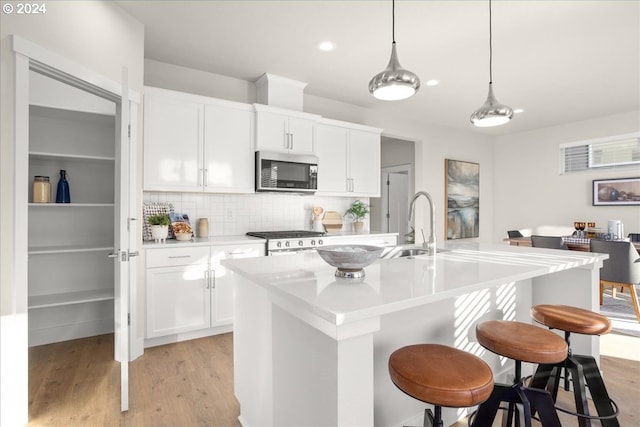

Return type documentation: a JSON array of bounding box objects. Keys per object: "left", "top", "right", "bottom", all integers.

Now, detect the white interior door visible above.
[
  {"left": 388, "top": 172, "right": 409, "bottom": 235},
  {"left": 113, "top": 67, "right": 131, "bottom": 411},
  {"left": 381, "top": 165, "right": 412, "bottom": 242}
]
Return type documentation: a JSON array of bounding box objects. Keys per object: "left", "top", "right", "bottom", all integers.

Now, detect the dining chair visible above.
[
  {"left": 531, "top": 235, "right": 567, "bottom": 250},
  {"left": 590, "top": 239, "right": 640, "bottom": 323},
  {"left": 507, "top": 230, "right": 524, "bottom": 238}
]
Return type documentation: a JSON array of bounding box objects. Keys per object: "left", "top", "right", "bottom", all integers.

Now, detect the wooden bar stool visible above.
[
  {"left": 529, "top": 304, "right": 619, "bottom": 427},
  {"left": 388, "top": 344, "right": 494, "bottom": 427},
  {"left": 473, "top": 320, "right": 568, "bottom": 427}
]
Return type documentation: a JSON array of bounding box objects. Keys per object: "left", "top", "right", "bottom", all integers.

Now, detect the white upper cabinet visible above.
[
  {"left": 254, "top": 105, "right": 319, "bottom": 154},
  {"left": 144, "top": 90, "right": 203, "bottom": 191},
  {"left": 315, "top": 124, "right": 349, "bottom": 193},
  {"left": 143, "top": 87, "right": 254, "bottom": 193},
  {"left": 315, "top": 119, "right": 382, "bottom": 197},
  {"left": 204, "top": 104, "right": 254, "bottom": 193}
]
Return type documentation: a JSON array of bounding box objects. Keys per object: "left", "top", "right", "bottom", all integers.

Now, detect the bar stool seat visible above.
[
  {"left": 473, "top": 320, "right": 568, "bottom": 427},
  {"left": 476, "top": 320, "right": 568, "bottom": 364},
  {"left": 529, "top": 304, "right": 619, "bottom": 427},
  {"left": 389, "top": 344, "right": 493, "bottom": 426},
  {"left": 531, "top": 304, "right": 612, "bottom": 335}
]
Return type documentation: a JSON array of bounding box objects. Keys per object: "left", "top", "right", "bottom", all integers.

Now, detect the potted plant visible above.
[
  {"left": 148, "top": 214, "right": 170, "bottom": 242},
  {"left": 344, "top": 200, "right": 370, "bottom": 233}
]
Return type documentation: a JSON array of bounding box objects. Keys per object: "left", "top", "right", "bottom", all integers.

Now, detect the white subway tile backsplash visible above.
[{"left": 143, "top": 191, "right": 363, "bottom": 235}]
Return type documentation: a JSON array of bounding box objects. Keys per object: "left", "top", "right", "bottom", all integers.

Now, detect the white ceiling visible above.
[{"left": 116, "top": 1, "right": 640, "bottom": 136}]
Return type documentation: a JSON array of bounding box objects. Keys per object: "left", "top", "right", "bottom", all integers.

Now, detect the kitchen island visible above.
[{"left": 222, "top": 242, "right": 608, "bottom": 427}]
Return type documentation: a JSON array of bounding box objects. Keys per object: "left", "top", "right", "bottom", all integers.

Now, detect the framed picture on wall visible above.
[
  {"left": 592, "top": 177, "right": 640, "bottom": 206},
  {"left": 445, "top": 159, "right": 479, "bottom": 239}
]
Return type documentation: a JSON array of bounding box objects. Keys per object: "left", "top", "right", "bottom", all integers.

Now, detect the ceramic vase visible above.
[{"left": 151, "top": 225, "right": 169, "bottom": 243}]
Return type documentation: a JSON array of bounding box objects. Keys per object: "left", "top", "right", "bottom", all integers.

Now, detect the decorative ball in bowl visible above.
[
  {"left": 175, "top": 232, "right": 192, "bottom": 241},
  {"left": 316, "top": 245, "right": 384, "bottom": 279}
]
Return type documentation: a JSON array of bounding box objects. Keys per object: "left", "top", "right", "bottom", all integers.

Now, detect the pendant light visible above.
[
  {"left": 369, "top": 0, "right": 420, "bottom": 101},
  {"left": 470, "top": 0, "right": 513, "bottom": 127}
]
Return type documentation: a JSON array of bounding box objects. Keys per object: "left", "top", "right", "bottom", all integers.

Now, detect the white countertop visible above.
[
  {"left": 143, "top": 235, "right": 266, "bottom": 248},
  {"left": 223, "top": 241, "right": 608, "bottom": 327}
]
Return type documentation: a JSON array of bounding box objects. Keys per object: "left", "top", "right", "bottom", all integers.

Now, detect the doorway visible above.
[
  {"left": 371, "top": 136, "right": 415, "bottom": 244},
  {"left": 10, "top": 38, "right": 139, "bottom": 420}
]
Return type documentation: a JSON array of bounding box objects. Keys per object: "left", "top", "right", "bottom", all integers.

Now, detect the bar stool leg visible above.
[{"left": 573, "top": 354, "right": 620, "bottom": 427}]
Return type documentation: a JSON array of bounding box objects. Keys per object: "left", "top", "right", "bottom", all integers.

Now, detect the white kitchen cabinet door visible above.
[
  {"left": 348, "top": 129, "right": 381, "bottom": 197},
  {"left": 210, "top": 266, "right": 234, "bottom": 326},
  {"left": 204, "top": 104, "right": 253, "bottom": 193},
  {"left": 255, "top": 110, "right": 288, "bottom": 152},
  {"left": 143, "top": 94, "right": 203, "bottom": 191},
  {"left": 287, "top": 116, "right": 315, "bottom": 154},
  {"left": 315, "top": 124, "right": 348, "bottom": 193},
  {"left": 255, "top": 110, "right": 316, "bottom": 154},
  {"left": 146, "top": 264, "right": 210, "bottom": 338}
]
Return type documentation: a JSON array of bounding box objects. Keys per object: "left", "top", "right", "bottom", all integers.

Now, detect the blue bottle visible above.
[{"left": 55, "top": 169, "right": 70, "bottom": 203}]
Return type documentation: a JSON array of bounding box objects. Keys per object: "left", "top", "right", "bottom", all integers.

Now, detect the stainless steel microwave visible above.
[{"left": 255, "top": 151, "right": 318, "bottom": 193}]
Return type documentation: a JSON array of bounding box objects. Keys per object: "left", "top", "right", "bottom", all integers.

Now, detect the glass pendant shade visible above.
[
  {"left": 369, "top": 42, "right": 420, "bottom": 101},
  {"left": 470, "top": 83, "right": 513, "bottom": 127}
]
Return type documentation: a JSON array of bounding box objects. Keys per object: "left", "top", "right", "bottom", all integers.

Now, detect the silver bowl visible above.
[{"left": 316, "top": 245, "right": 384, "bottom": 279}]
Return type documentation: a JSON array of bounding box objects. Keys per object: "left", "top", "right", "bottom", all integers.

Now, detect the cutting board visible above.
[{"left": 322, "top": 211, "right": 343, "bottom": 232}]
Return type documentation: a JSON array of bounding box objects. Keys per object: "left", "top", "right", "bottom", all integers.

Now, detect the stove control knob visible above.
[
  {"left": 298, "top": 240, "right": 304, "bottom": 247},
  {"left": 310, "top": 240, "right": 316, "bottom": 246},
  {"left": 285, "top": 241, "right": 290, "bottom": 247},
  {"left": 276, "top": 242, "right": 282, "bottom": 248},
  {"left": 318, "top": 239, "right": 324, "bottom": 245}
]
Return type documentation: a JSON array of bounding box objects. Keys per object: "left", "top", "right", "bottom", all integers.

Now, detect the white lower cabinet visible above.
[{"left": 145, "top": 243, "right": 264, "bottom": 341}]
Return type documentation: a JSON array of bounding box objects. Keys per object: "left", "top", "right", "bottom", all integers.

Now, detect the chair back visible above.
[
  {"left": 507, "top": 230, "right": 524, "bottom": 238},
  {"left": 628, "top": 233, "right": 640, "bottom": 243},
  {"left": 590, "top": 240, "right": 640, "bottom": 284},
  {"left": 531, "top": 235, "right": 567, "bottom": 250}
]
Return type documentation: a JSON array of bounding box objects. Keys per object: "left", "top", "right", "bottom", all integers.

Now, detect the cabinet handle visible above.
[
  {"left": 168, "top": 255, "right": 191, "bottom": 259},
  {"left": 204, "top": 168, "right": 208, "bottom": 187},
  {"left": 211, "top": 270, "right": 216, "bottom": 289},
  {"left": 290, "top": 133, "right": 294, "bottom": 150},
  {"left": 204, "top": 270, "right": 209, "bottom": 289},
  {"left": 198, "top": 168, "right": 203, "bottom": 186}
]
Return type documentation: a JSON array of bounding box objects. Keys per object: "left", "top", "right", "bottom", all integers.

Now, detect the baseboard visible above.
[
  {"left": 29, "top": 319, "right": 114, "bottom": 347},
  {"left": 143, "top": 324, "right": 233, "bottom": 348}
]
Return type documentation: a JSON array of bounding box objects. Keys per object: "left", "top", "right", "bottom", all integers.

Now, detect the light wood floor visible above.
[{"left": 29, "top": 333, "right": 639, "bottom": 426}]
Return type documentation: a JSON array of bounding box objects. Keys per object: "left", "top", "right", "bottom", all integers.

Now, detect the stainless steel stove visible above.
[{"left": 246, "top": 230, "right": 328, "bottom": 255}]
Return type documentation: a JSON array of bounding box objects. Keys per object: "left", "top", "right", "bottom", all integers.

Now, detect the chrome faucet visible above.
[{"left": 409, "top": 191, "right": 436, "bottom": 256}]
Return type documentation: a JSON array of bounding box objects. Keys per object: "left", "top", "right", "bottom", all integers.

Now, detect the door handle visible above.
[
  {"left": 128, "top": 251, "right": 139, "bottom": 258},
  {"left": 107, "top": 251, "right": 119, "bottom": 258}
]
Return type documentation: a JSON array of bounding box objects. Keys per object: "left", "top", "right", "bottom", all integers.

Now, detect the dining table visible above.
[{"left": 504, "top": 236, "right": 640, "bottom": 252}]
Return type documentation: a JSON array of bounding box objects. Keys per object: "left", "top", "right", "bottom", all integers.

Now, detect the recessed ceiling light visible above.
[
  {"left": 513, "top": 108, "right": 525, "bottom": 114},
  {"left": 318, "top": 41, "right": 336, "bottom": 52},
  {"left": 425, "top": 79, "right": 440, "bottom": 87}
]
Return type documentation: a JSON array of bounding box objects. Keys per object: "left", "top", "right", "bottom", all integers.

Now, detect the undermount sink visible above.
[{"left": 381, "top": 246, "right": 450, "bottom": 259}]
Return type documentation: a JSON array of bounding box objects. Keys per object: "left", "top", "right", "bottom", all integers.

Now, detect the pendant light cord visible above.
[
  {"left": 392, "top": 0, "right": 396, "bottom": 43},
  {"left": 489, "top": 0, "right": 493, "bottom": 84}
]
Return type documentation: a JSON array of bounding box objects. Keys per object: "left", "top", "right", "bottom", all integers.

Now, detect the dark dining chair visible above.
[
  {"left": 628, "top": 233, "right": 640, "bottom": 243},
  {"left": 590, "top": 239, "right": 640, "bottom": 323},
  {"left": 507, "top": 230, "right": 524, "bottom": 238},
  {"left": 531, "top": 235, "right": 567, "bottom": 250}
]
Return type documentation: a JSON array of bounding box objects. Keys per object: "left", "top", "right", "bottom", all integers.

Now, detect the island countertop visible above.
[
  {"left": 224, "top": 242, "right": 608, "bottom": 427},
  {"left": 223, "top": 241, "right": 608, "bottom": 329}
]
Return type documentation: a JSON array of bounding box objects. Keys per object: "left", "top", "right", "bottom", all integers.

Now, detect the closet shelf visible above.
[
  {"left": 28, "top": 203, "right": 114, "bottom": 207},
  {"left": 28, "top": 245, "right": 114, "bottom": 255},
  {"left": 29, "top": 151, "right": 115, "bottom": 162},
  {"left": 28, "top": 288, "right": 114, "bottom": 309}
]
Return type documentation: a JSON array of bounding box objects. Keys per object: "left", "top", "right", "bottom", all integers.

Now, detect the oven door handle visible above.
[{"left": 269, "top": 248, "right": 318, "bottom": 256}]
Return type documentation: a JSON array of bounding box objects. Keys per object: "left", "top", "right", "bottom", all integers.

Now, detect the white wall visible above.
[
  {"left": 0, "top": 3, "right": 143, "bottom": 426},
  {"left": 493, "top": 110, "right": 640, "bottom": 243}
]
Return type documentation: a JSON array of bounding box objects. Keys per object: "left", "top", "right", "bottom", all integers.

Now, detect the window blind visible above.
[{"left": 560, "top": 133, "right": 640, "bottom": 173}]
